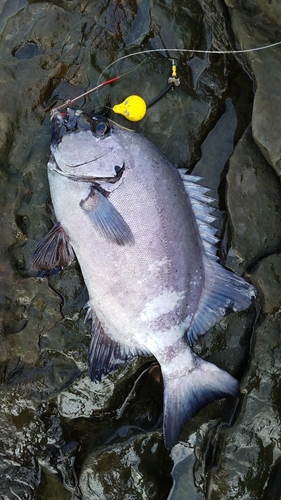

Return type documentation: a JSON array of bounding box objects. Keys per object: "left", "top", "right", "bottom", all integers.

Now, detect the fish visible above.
[{"left": 29, "top": 108, "right": 255, "bottom": 449}]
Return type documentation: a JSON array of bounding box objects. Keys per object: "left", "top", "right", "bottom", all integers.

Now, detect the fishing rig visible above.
[
  {"left": 52, "top": 59, "right": 180, "bottom": 123},
  {"left": 50, "top": 40, "right": 281, "bottom": 122},
  {"left": 112, "top": 59, "right": 180, "bottom": 121}
]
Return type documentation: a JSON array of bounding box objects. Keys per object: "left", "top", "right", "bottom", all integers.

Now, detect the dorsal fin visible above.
[
  {"left": 178, "top": 170, "right": 256, "bottom": 344},
  {"left": 178, "top": 170, "right": 219, "bottom": 262}
]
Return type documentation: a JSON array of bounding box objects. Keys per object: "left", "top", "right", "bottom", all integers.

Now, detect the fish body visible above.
[{"left": 30, "top": 109, "right": 255, "bottom": 448}]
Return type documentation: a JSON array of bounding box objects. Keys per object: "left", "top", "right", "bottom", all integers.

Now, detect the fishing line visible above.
[
  {"left": 53, "top": 76, "right": 120, "bottom": 112},
  {"left": 51, "top": 61, "right": 146, "bottom": 113},
  {"left": 97, "top": 41, "right": 281, "bottom": 85},
  {"left": 94, "top": 40, "right": 281, "bottom": 119},
  {"left": 51, "top": 40, "right": 281, "bottom": 113}
]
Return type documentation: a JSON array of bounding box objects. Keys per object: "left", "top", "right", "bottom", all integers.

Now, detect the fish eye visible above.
[
  {"left": 90, "top": 115, "right": 110, "bottom": 137},
  {"left": 95, "top": 121, "right": 108, "bottom": 136}
]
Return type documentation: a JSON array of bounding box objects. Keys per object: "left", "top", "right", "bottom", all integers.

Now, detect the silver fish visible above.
[{"left": 30, "top": 108, "right": 255, "bottom": 448}]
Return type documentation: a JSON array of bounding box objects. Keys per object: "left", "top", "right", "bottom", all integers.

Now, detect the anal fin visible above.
[{"left": 85, "top": 305, "right": 146, "bottom": 381}]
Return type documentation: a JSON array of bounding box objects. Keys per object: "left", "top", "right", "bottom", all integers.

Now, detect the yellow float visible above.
[{"left": 113, "top": 95, "right": 147, "bottom": 122}]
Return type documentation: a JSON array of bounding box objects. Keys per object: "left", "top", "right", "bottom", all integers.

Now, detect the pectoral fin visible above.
[
  {"left": 80, "top": 188, "right": 134, "bottom": 246},
  {"left": 29, "top": 222, "right": 74, "bottom": 276}
]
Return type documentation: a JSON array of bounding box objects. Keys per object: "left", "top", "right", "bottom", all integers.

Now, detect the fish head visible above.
[{"left": 48, "top": 109, "right": 126, "bottom": 183}]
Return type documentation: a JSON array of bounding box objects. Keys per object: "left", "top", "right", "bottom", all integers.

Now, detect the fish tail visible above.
[{"left": 162, "top": 355, "right": 239, "bottom": 449}]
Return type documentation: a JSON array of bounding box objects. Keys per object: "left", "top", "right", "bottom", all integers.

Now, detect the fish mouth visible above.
[
  {"left": 49, "top": 109, "right": 123, "bottom": 182},
  {"left": 48, "top": 157, "right": 125, "bottom": 184},
  {"left": 60, "top": 155, "right": 105, "bottom": 169}
]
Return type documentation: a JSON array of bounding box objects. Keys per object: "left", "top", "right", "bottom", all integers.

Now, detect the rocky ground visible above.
[{"left": 0, "top": 0, "right": 281, "bottom": 499}]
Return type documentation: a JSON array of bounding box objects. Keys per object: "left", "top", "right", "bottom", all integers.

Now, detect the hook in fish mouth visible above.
[{"left": 50, "top": 108, "right": 112, "bottom": 143}]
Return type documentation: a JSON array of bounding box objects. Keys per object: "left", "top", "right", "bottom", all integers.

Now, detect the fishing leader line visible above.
[
  {"left": 51, "top": 40, "right": 281, "bottom": 117},
  {"left": 52, "top": 61, "right": 146, "bottom": 112},
  {"left": 97, "top": 40, "right": 281, "bottom": 85},
  {"left": 95, "top": 41, "right": 281, "bottom": 121}
]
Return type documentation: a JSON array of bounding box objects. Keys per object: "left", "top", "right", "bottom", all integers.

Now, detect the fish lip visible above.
[
  {"left": 60, "top": 154, "right": 106, "bottom": 169},
  {"left": 48, "top": 156, "right": 125, "bottom": 184}
]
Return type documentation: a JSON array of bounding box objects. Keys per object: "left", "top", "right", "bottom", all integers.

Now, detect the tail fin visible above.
[{"left": 162, "top": 357, "right": 239, "bottom": 449}]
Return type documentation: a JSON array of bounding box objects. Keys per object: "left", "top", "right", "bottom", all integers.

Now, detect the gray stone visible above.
[
  {"left": 79, "top": 433, "right": 172, "bottom": 500},
  {"left": 206, "top": 218, "right": 281, "bottom": 498},
  {"left": 251, "top": 253, "right": 281, "bottom": 313},
  {"left": 225, "top": 126, "right": 281, "bottom": 273},
  {"left": 207, "top": 312, "right": 281, "bottom": 500},
  {"left": 226, "top": 1, "right": 281, "bottom": 176}
]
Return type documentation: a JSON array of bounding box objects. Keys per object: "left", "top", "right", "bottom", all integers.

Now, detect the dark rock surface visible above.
[
  {"left": 226, "top": 0, "right": 281, "bottom": 177},
  {"left": 225, "top": 125, "right": 281, "bottom": 274},
  {"left": 0, "top": 0, "right": 280, "bottom": 498}
]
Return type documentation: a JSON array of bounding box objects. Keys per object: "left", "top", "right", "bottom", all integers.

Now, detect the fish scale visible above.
[{"left": 30, "top": 109, "right": 256, "bottom": 448}]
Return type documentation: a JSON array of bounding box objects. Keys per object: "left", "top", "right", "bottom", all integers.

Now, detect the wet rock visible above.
[
  {"left": 0, "top": 455, "right": 41, "bottom": 500},
  {"left": 12, "top": 41, "right": 39, "bottom": 59},
  {"left": 206, "top": 235, "right": 281, "bottom": 499},
  {"left": 192, "top": 98, "right": 238, "bottom": 196},
  {"left": 0, "top": 351, "right": 80, "bottom": 401},
  {"left": 226, "top": 0, "right": 281, "bottom": 176},
  {"left": 0, "top": 276, "right": 62, "bottom": 364},
  {"left": 193, "top": 307, "right": 255, "bottom": 379},
  {"left": 39, "top": 315, "right": 89, "bottom": 371},
  {"left": 0, "top": 0, "right": 269, "bottom": 498},
  {"left": 168, "top": 423, "right": 217, "bottom": 500},
  {"left": 79, "top": 433, "right": 172, "bottom": 500},
  {"left": 0, "top": 352, "right": 81, "bottom": 498},
  {"left": 58, "top": 372, "right": 117, "bottom": 419},
  {"left": 207, "top": 311, "right": 281, "bottom": 500},
  {"left": 225, "top": 0, "right": 281, "bottom": 27},
  {"left": 225, "top": 126, "right": 281, "bottom": 273},
  {"left": 0, "top": 0, "right": 28, "bottom": 34},
  {"left": 0, "top": 110, "right": 14, "bottom": 162},
  {"left": 58, "top": 358, "right": 162, "bottom": 433},
  {"left": 251, "top": 253, "right": 281, "bottom": 313}
]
